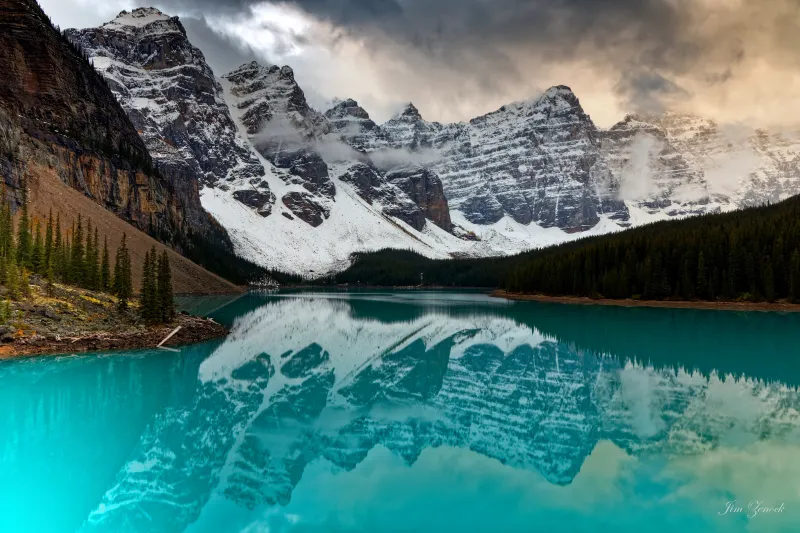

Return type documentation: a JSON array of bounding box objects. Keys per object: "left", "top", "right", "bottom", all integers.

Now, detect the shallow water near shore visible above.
[{"left": 3, "top": 290, "right": 800, "bottom": 532}]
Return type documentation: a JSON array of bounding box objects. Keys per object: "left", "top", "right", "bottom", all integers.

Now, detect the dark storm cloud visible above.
[
  {"left": 616, "top": 70, "right": 690, "bottom": 114},
  {"left": 181, "top": 16, "right": 262, "bottom": 75},
  {"left": 156, "top": 0, "right": 689, "bottom": 101},
  {"left": 155, "top": 0, "right": 800, "bottom": 122}
]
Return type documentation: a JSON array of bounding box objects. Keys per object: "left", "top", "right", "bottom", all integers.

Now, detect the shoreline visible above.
[
  {"left": 492, "top": 290, "right": 800, "bottom": 313},
  {"left": 0, "top": 313, "right": 229, "bottom": 358}
]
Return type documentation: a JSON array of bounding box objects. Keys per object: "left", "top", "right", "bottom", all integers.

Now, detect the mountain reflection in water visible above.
[{"left": 3, "top": 291, "right": 800, "bottom": 533}]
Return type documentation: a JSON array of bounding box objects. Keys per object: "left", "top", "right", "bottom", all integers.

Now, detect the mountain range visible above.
[{"left": 11, "top": 5, "right": 800, "bottom": 278}]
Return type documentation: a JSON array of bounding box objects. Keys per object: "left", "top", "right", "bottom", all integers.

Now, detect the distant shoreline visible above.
[{"left": 492, "top": 290, "right": 800, "bottom": 313}]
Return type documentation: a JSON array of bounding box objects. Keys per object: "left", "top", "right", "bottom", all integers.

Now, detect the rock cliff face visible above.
[
  {"left": 386, "top": 167, "right": 452, "bottom": 230},
  {"left": 0, "top": 0, "right": 215, "bottom": 244},
  {"left": 327, "top": 89, "right": 629, "bottom": 231},
  {"left": 602, "top": 112, "right": 800, "bottom": 212},
  {"left": 328, "top": 92, "right": 800, "bottom": 236},
  {"left": 440, "top": 88, "right": 630, "bottom": 230},
  {"left": 220, "top": 61, "right": 337, "bottom": 226},
  {"left": 339, "top": 163, "right": 426, "bottom": 230}
]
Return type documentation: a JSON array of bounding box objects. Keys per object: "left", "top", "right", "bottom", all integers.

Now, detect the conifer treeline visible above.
[
  {"left": 505, "top": 198, "right": 800, "bottom": 303},
  {"left": 330, "top": 195, "right": 800, "bottom": 305},
  {"left": 1, "top": 183, "right": 174, "bottom": 322},
  {"left": 140, "top": 247, "right": 174, "bottom": 323}
]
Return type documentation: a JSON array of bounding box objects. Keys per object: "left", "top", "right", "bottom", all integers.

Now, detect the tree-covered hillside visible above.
[
  {"left": 329, "top": 195, "right": 800, "bottom": 303},
  {"left": 330, "top": 250, "right": 518, "bottom": 288}
]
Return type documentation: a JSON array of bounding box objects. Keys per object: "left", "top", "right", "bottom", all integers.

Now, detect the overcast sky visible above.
[{"left": 39, "top": 0, "right": 800, "bottom": 128}]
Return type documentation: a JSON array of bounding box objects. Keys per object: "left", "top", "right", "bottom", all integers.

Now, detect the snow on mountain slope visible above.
[
  {"left": 602, "top": 112, "right": 800, "bottom": 215},
  {"left": 69, "top": 12, "right": 473, "bottom": 275},
  {"left": 328, "top": 91, "right": 800, "bottom": 240},
  {"left": 327, "top": 88, "right": 629, "bottom": 231},
  {"left": 200, "top": 178, "right": 458, "bottom": 276}
]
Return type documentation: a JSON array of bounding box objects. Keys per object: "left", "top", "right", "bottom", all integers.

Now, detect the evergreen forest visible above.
[{"left": 331, "top": 196, "right": 800, "bottom": 303}]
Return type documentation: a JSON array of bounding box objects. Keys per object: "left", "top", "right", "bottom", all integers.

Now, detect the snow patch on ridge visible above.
[
  {"left": 104, "top": 8, "right": 172, "bottom": 29},
  {"left": 201, "top": 181, "right": 455, "bottom": 276}
]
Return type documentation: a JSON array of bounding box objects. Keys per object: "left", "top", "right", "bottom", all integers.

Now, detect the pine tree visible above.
[
  {"left": 0, "top": 183, "right": 11, "bottom": 258},
  {"left": 113, "top": 233, "right": 132, "bottom": 310},
  {"left": 6, "top": 260, "right": 20, "bottom": 300},
  {"left": 19, "top": 267, "right": 31, "bottom": 299},
  {"left": 696, "top": 251, "right": 709, "bottom": 300},
  {"left": 100, "top": 236, "right": 111, "bottom": 292},
  {"left": 53, "top": 214, "right": 63, "bottom": 280},
  {"left": 140, "top": 247, "right": 158, "bottom": 322},
  {"left": 791, "top": 250, "right": 800, "bottom": 304},
  {"left": 63, "top": 236, "right": 72, "bottom": 283},
  {"left": 84, "top": 221, "right": 99, "bottom": 290},
  {"left": 16, "top": 181, "right": 32, "bottom": 268},
  {"left": 89, "top": 227, "right": 100, "bottom": 289},
  {"left": 44, "top": 209, "right": 53, "bottom": 273},
  {"left": 70, "top": 215, "right": 85, "bottom": 286},
  {"left": 31, "top": 220, "right": 44, "bottom": 275},
  {"left": 112, "top": 242, "right": 122, "bottom": 296},
  {"left": 157, "top": 249, "right": 174, "bottom": 323},
  {"left": 84, "top": 219, "right": 93, "bottom": 287}
]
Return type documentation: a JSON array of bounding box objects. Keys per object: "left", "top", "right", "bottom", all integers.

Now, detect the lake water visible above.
[{"left": 2, "top": 290, "right": 800, "bottom": 532}]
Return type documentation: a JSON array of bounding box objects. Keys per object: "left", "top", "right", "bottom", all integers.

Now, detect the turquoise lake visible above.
[{"left": 2, "top": 290, "right": 800, "bottom": 532}]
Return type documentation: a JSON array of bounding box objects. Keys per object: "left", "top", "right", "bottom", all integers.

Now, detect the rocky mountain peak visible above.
[
  {"left": 325, "top": 98, "right": 371, "bottom": 121},
  {"left": 395, "top": 102, "right": 423, "bottom": 121},
  {"left": 223, "top": 61, "right": 317, "bottom": 124},
  {"left": 68, "top": 9, "right": 268, "bottom": 208},
  {"left": 224, "top": 61, "right": 268, "bottom": 84},
  {"left": 103, "top": 7, "right": 180, "bottom": 32},
  {"left": 279, "top": 65, "right": 295, "bottom": 81},
  {"left": 542, "top": 84, "right": 577, "bottom": 99},
  {"left": 535, "top": 85, "right": 585, "bottom": 116},
  {"left": 227, "top": 62, "right": 295, "bottom": 84},
  {"left": 115, "top": 7, "right": 168, "bottom": 20},
  {"left": 608, "top": 113, "right": 664, "bottom": 133}
]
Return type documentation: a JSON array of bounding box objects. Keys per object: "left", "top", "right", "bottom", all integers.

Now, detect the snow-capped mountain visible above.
[
  {"left": 71, "top": 8, "right": 800, "bottom": 276},
  {"left": 337, "top": 88, "right": 629, "bottom": 231},
  {"left": 64, "top": 9, "right": 269, "bottom": 211},
  {"left": 79, "top": 294, "right": 800, "bottom": 531},
  {"left": 608, "top": 112, "right": 800, "bottom": 210},
  {"left": 70, "top": 12, "right": 478, "bottom": 274}
]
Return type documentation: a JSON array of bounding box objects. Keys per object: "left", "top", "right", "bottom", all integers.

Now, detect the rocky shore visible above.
[{"left": 0, "top": 279, "right": 229, "bottom": 358}]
